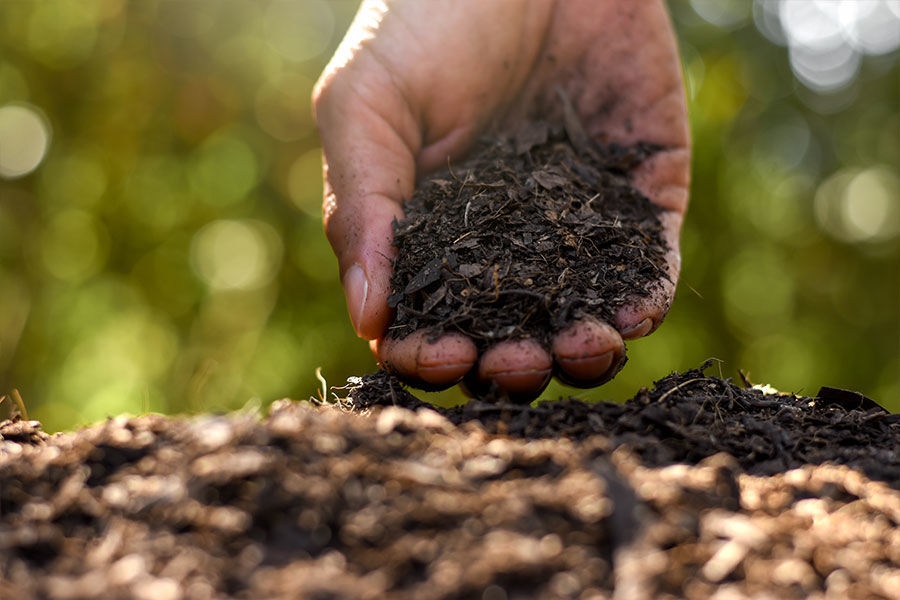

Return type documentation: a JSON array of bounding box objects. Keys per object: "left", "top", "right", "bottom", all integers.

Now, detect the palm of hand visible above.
[{"left": 314, "top": 0, "right": 689, "bottom": 398}]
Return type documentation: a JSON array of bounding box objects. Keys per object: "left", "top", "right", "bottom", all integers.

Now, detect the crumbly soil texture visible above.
[
  {"left": 388, "top": 110, "right": 667, "bottom": 347},
  {"left": 2, "top": 362, "right": 898, "bottom": 600}
]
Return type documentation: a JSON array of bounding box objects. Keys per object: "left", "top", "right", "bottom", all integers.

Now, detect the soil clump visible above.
[
  {"left": 388, "top": 112, "right": 667, "bottom": 349},
  {"left": 3, "top": 363, "right": 897, "bottom": 599}
]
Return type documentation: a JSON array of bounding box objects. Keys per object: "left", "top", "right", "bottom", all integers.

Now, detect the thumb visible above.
[{"left": 314, "top": 61, "right": 420, "bottom": 340}]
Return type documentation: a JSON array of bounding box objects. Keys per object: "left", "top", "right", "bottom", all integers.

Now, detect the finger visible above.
[
  {"left": 325, "top": 189, "right": 403, "bottom": 340},
  {"left": 376, "top": 330, "right": 477, "bottom": 390},
  {"left": 465, "top": 339, "right": 553, "bottom": 402},
  {"left": 630, "top": 148, "right": 691, "bottom": 214},
  {"left": 314, "top": 55, "right": 421, "bottom": 340},
  {"left": 614, "top": 210, "right": 683, "bottom": 338},
  {"left": 551, "top": 318, "right": 626, "bottom": 387}
]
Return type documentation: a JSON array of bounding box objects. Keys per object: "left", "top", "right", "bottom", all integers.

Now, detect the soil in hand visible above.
[{"left": 388, "top": 107, "right": 668, "bottom": 350}]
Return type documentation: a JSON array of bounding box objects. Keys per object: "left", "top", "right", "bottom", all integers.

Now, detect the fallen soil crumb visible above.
[
  {"left": 2, "top": 364, "right": 898, "bottom": 599},
  {"left": 388, "top": 109, "right": 668, "bottom": 350}
]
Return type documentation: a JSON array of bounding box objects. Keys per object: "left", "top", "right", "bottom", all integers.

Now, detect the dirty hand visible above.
[{"left": 313, "top": 0, "right": 689, "bottom": 399}]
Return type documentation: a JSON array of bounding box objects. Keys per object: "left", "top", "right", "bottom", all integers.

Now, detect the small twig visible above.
[
  {"left": 389, "top": 379, "right": 398, "bottom": 405},
  {"left": 454, "top": 170, "right": 472, "bottom": 204},
  {"left": 690, "top": 396, "right": 709, "bottom": 425},
  {"left": 0, "top": 389, "right": 29, "bottom": 420},
  {"left": 658, "top": 377, "right": 706, "bottom": 403},
  {"left": 685, "top": 282, "right": 704, "bottom": 299},
  {"left": 461, "top": 181, "right": 505, "bottom": 188},
  {"left": 447, "top": 156, "right": 458, "bottom": 181},
  {"left": 453, "top": 231, "right": 474, "bottom": 245},
  {"left": 315, "top": 367, "right": 328, "bottom": 403}
]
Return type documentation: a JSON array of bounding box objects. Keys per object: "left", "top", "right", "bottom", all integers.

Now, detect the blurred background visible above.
[{"left": 0, "top": 0, "right": 898, "bottom": 432}]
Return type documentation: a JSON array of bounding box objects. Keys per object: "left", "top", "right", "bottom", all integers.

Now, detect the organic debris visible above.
[
  {"left": 2, "top": 367, "right": 898, "bottom": 599},
  {"left": 347, "top": 360, "right": 900, "bottom": 487},
  {"left": 388, "top": 115, "right": 668, "bottom": 349}
]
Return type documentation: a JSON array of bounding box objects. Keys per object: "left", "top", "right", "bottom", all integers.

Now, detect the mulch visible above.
[{"left": 2, "top": 362, "right": 898, "bottom": 599}]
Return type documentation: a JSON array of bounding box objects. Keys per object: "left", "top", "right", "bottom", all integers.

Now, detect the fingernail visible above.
[
  {"left": 418, "top": 364, "right": 473, "bottom": 386},
  {"left": 621, "top": 317, "right": 653, "bottom": 340},
  {"left": 487, "top": 369, "right": 552, "bottom": 396},
  {"left": 557, "top": 350, "right": 614, "bottom": 382},
  {"left": 342, "top": 263, "right": 368, "bottom": 338}
]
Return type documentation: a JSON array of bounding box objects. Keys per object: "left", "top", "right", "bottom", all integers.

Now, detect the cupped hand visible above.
[{"left": 313, "top": 0, "right": 689, "bottom": 400}]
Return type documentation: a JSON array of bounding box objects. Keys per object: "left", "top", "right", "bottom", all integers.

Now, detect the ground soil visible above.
[
  {"left": 2, "top": 362, "right": 898, "bottom": 599},
  {"left": 388, "top": 102, "right": 667, "bottom": 349}
]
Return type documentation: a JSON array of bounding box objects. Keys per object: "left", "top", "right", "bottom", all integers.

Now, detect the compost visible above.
[
  {"left": 348, "top": 362, "right": 900, "bottom": 485},
  {"left": 388, "top": 108, "right": 668, "bottom": 348},
  {"left": 2, "top": 362, "right": 898, "bottom": 600}
]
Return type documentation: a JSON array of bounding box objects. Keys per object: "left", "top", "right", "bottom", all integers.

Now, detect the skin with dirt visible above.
[
  {"left": 388, "top": 118, "right": 668, "bottom": 353},
  {"left": 2, "top": 363, "right": 897, "bottom": 599}
]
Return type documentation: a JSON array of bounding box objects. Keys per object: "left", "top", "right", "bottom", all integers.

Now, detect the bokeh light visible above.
[
  {"left": 189, "top": 131, "right": 260, "bottom": 207},
  {"left": 37, "top": 209, "right": 109, "bottom": 283},
  {"left": 190, "top": 219, "right": 283, "bottom": 291},
  {"left": 255, "top": 73, "right": 315, "bottom": 141},
  {"left": 689, "top": 0, "right": 749, "bottom": 29},
  {"left": 24, "top": 2, "right": 102, "bottom": 69},
  {"left": 0, "top": 104, "right": 51, "bottom": 179},
  {"left": 287, "top": 148, "right": 324, "bottom": 216},
  {"left": 263, "top": 0, "right": 335, "bottom": 63},
  {"left": 38, "top": 151, "right": 108, "bottom": 209},
  {"left": 722, "top": 244, "right": 797, "bottom": 337},
  {"left": 815, "top": 166, "right": 900, "bottom": 243},
  {"left": 772, "top": 0, "right": 900, "bottom": 91}
]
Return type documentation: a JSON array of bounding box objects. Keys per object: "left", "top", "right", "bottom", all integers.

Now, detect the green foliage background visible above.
[{"left": 1, "top": 1, "right": 898, "bottom": 432}]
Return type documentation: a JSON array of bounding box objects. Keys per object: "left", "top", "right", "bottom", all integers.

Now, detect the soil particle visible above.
[
  {"left": 3, "top": 363, "right": 897, "bottom": 599},
  {"left": 388, "top": 112, "right": 668, "bottom": 350}
]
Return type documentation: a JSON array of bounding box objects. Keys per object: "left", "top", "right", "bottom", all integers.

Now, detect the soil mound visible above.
[
  {"left": 2, "top": 364, "right": 897, "bottom": 599},
  {"left": 348, "top": 361, "right": 900, "bottom": 487}
]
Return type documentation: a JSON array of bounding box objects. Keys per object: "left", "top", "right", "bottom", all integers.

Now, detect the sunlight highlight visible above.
[
  {"left": 0, "top": 103, "right": 51, "bottom": 179},
  {"left": 768, "top": 0, "right": 900, "bottom": 92}
]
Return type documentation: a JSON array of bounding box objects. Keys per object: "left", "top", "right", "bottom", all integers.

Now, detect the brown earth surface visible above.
[{"left": 1, "top": 363, "right": 899, "bottom": 599}]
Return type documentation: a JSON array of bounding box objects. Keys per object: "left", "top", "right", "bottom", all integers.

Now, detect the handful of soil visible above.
[{"left": 388, "top": 113, "right": 670, "bottom": 350}]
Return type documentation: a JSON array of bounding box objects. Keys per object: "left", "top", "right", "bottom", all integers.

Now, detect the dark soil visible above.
[
  {"left": 348, "top": 362, "right": 900, "bottom": 487},
  {"left": 2, "top": 363, "right": 898, "bottom": 599},
  {"left": 388, "top": 103, "right": 668, "bottom": 348}
]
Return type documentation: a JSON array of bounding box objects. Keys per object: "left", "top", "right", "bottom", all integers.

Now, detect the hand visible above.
[{"left": 313, "top": 0, "right": 689, "bottom": 399}]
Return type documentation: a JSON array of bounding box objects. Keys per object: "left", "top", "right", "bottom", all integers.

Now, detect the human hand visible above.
[{"left": 313, "top": 0, "right": 689, "bottom": 399}]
